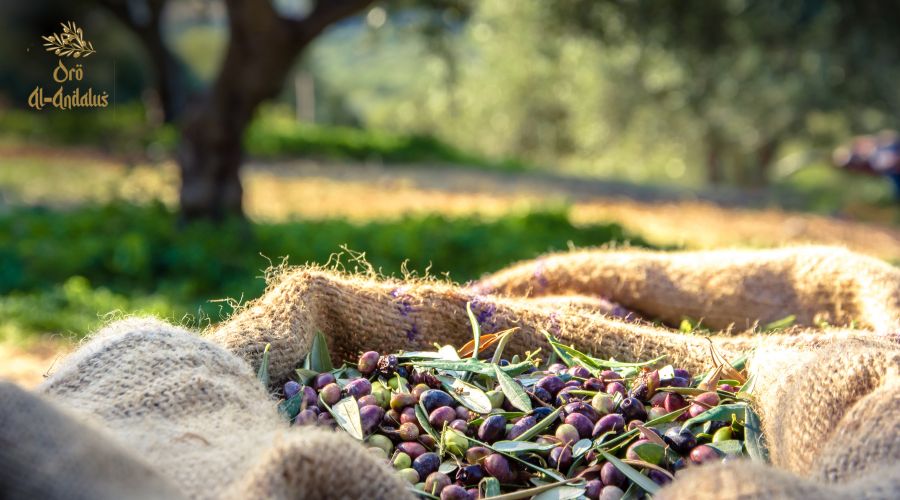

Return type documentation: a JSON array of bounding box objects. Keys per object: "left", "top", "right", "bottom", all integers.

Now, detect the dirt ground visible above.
[{"left": 3, "top": 149, "right": 899, "bottom": 386}]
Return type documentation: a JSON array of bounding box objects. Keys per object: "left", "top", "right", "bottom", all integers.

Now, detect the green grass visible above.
[{"left": 0, "top": 201, "right": 652, "bottom": 342}]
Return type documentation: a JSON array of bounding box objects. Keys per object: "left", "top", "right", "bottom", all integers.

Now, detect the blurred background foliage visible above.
[{"left": 1, "top": 0, "right": 899, "bottom": 346}]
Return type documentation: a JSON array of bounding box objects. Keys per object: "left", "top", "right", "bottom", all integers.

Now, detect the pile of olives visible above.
[{"left": 277, "top": 337, "right": 755, "bottom": 499}]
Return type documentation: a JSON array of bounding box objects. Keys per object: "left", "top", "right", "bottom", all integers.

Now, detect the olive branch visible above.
[{"left": 42, "top": 21, "right": 96, "bottom": 58}]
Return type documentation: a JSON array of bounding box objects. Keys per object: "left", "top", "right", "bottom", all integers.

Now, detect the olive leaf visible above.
[
  {"left": 572, "top": 438, "right": 593, "bottom": 458},
  {"left": 323, "top": 396, "right": 363, "bottom": 440},
  {"left": 492, "top": 440, "right": 558, "bottom": 453},
  {"left": 480, "top": 477, "right": 502, "bottom": 498},
  {"left": 42, "top": 21, "right": 96, "bottom": 58},
  {"left": 743, "top": 405, "right": 770, "bottom": 463},
  {"left": 437, "top": 375, "right": 493, "bottom": 413},
  {"left": 466, "top": 301, "right": 482, "bottom": 360},
  {"left": 598, "top": 450, "right": 661, "bottom": 495},
  {"left": 490, "top": 328, "right": 520, "bottom": 364},
  {"left": 257, "top": 343, "right": 271, "bottom": 386},
  {"left": 494, "top": 365, "right": 533, "bottom": 412},
  {"left": 681, "top": 403, "right": 747, "bottom": 431},
  {"left": 416, "top": 403, "right": 440, "bottom": 442},
  {"left": 764, "top": 314, "right": 796, "bottom": 331},
  {"left": 304, "top": 331, "right": 333, "bottom": 373},
  {"left": 706, "top": 439, "right": 744, "bottom": 456},
  {"left": 277, "top": 392, "right": 303, "bottom": 420}
]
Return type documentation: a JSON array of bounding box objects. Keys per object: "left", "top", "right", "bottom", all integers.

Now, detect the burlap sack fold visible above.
[{"left": 1, "top": 246, "right": 897, "bottom": 499}]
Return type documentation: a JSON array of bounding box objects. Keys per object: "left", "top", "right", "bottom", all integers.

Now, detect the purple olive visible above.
[
  {"left": 599, "top": 370, "right": 622, "bottom": 382},
  {"left": 478, "top": 415, "right": 506, "bottom": 443},
  {"left": 569, "top": 366, "right": 591, "bottom": 378},
  {"left": 413, "top": 452, "right": 441, "bottom": 479},
  {"left": 649, "top": 392, "right": 668, "bottom": 407},
  {"left": 584, "top": 479, "right": 603, "bottom": 500},
  {"left": 583, "top": 378, "right": 605, "bottom": 391},
  {"left": 359, "top": 405, "right": 384, "bottom": 433},
  {"left": 313, "top": 373, "right": 336, "bottom": 390},
  {"left": 674, "top": 368, "right": 691, "bottom": 379},
  {"left": 600, "top": 461, "right": 627, "bottom": 488},
  {"left": 663, "top": 393, "right": 687, "bottom": 413},
  {"left": 425, "top": 472, "right": 452, "bottom": 496},
  {"left": 689, "top": 392, "right": 720, "bottom": 417},
  {"left": 345, "top": 378, "right": 372, "bottom": 399},
  {"left": 449, "top": 419, "right": 469, "bottom": 433},
  {"left": 548, "top": 363, "right": 567, "bottom": 374},
  {"left": 420, "top": 390, "right": 455, "bottom": 413},
  {"left": 377, "top": 354, "right": 399, "bottom": 376},
  {"left": 357, "top": 351, "right": 380, "bottom": 375},
  {"left": 456, "top": 464, "right": 486, "bottom": 486},
  {"left": 397, "top": 441, "right": 427, "bottom": 460},
  {"left": 400, "top": 407, "right": 418, "bottom": 425},
  {"left": 606, "top": 382, "right": 627, "bottom": 398},
  {"left": 669, "top": 376, "right": 690, "bottom": 388},
  {"left": 599, "top": 485, "right": 625, "bottom": 500},
  {"left": 565, "top": 413, "right": 594, "bottom": 439},
  {"left": 357, "top": 395, "right": 378, "bottom": 408},
  {"left": 549, "top": 446, "right": 573, "bottom": 471},
  {"left": 718, "top": 384, "right": 738, "bottom": 393},
  {"left": 412, "top": 383, "right": 430, "bottom": 400},
  {"left": 399, "top": 422, "right": 420, "bottom": 441},
  {"left": 648, "top": 469, "right": 672, "bottom": 486},
  {"left": 384, "top": 409, "right": 401, "bottom": 426},
  {"left": 319, "top": 383, "right": 341, "bottom": 405},
  {"left": 284, "top": 381, "right": 302, "bottom": 399},
  {"left": 618, "top": 397, "right": 647, "bottom": 422},
  {"left": 440, "top": 485, "right": 469, "bottom": 500},
  {"left": 429, "top": 406, "right": 457, "bottom": 428},
  {"left": 317, "top": 412, "right": 335, "bottom": 427},
  {"left": 294, "top": 409, "right": 317, "bottom": 426},
  {"left": 506, "top": 415, "right": 537, "bottom": 440},
  {"left": 689, "top": 444, "right": 722, "bottom": 465},
  {"left": 535, "top": 375, "right": 565, "bottom": 396},
  {"left": 593, "top": 414, "right": 625, "bottom": 438},
  {"left": 664, "top": 427, "right": 697, "bottom": 454},
  {"left": 300, "top": 386, "right": 317, "bottom": 408},
  {"left": 465, "top": 446, "right": 492, "bottom": 464},
  {"left": 564, "top": 401, "right": 600, "bottom": 422},
  {"left": 455, "top": 406, "right": 472, "bottom": 421},
  {"left": 483, "top": 454, "right": 516, "bottom": 483}
]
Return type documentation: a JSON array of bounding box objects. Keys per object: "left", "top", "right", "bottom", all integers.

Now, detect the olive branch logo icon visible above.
[{"left": 42, "top": 21, "right": 96, "bottom": 58}]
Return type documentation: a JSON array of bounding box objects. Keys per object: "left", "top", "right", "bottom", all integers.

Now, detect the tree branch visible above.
[{"left": 287, "top": 0, "right": 376, "bottom": 47}]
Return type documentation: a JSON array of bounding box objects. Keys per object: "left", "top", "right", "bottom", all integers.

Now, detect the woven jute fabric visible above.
[{"left": 1, "top": 246, "right": 897, "bottom": 499}]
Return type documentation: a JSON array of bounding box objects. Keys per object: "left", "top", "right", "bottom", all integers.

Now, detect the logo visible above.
[{"left": 28, "top": 21, "right": 109, "bottom": 111}]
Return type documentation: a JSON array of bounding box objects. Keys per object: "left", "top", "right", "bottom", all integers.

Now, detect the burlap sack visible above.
[{"left": 1, "top": 246, "right": 897, "bottom": 499}]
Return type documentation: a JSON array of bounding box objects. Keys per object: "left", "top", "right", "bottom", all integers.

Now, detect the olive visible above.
[
  {"left": 390, "top": 393, "right": 418, "bottom": 411},
  {"left": 357, "top": 395, "right": 378, "bottom": 408},
  {"left": 420, "top": 390, "right": 455, "bottom": 413},
  {"left": 397, "top": 468, "right": 419, "bottom": 484},
  {"left": 412, "top": 383, "right": 431, "bottom": 400},
  {"left": 506, "top": 416, "right": 537, "bottom": 440},
  {"left": 599, "top": 485, "right": 625, "bottom": 500},
  {"left": 584, "top": 479, "right": 603, "bottom": 500},
  {"left": 606, "top": 382, "right": 627, "bottom": 398},
  {"left": 455, "top": 406, "right": 472, "bottom": 421},
  {"left": 618, "top": 397, "right": 647, "bottom": 421},
  {"left": 555, "top": 388, "right": 579, "bottom": 406},
  {"left": 413, "top": 452, "right": 441, "bottom": 479},
  {"left": 360, "top": 405, "right": 385, "bottom": 433},
  {"left": 440, "top": 485, "right": 469, "bottom": 500},
  {"left": 483, "top": 454, "right": 516, "bottom": 483},
  {"left": 319, "top": 383, "right": 342, "bottom": 406},
  {"left": 313, "top": 373, "right": 336, "bottom": 391},
  {"left": 397, "top": 441, "right": 427, "bottom": 460},
  {"left": 600, "top": 461, "right": 627, "bottom": 488},
  {"left": 383, "top": 409, "right": 401, "bottom": 427},
  {"left": 583, "top": 378, "right": 605, "bottom": 391},
  {"left": 367, "top": 434, "right": 393, "bottom": 456},
  {"left": 663, "top": 427, "right": 697, "bottom": 454},
  {"left": 530, "top": 386, "right": 553, "bottom": 404},
  {"left": 393, "top": 451, "right": 412, "bottom": 469},
  {"left": 345, "top": 378, "right": 372, "bottom": 399},
  {"left": 478, "top": 415, "right": 506, "bottom": 443},
  {"left": 647, "top": 407, "right": 667, "bottom": 420},
  {"left": 535, "top": 375, "right": 565, "bottom": 396},
  {"left": 443, "top": 429, "right": 469, "bottom": 456},
  {"left": 689, "top": 444, "right": 721, "bottom": 464},
  {"left": 399, "top": 407, "right": 418, "bottom": 425},
  {"left": 429, "top": 406, "right": 457, "bottom": 428},
  {"left": 456, "top": 464, "right": 485, "bottom": 486},
  {"left": 591, "top": 393, "right": 615, "bottom": 415},
  {"left": 424, "top": 472, "right": 452, "bottom": 495},
  {"left": 465, "top": 446, "right": 492, "bottom": 464},
  {"left": 555, "top": 423, "right": 580, "bottom": 445},
  {"left": 569, "top": 366, "right": 591, "bottom": 378},
  {"left": 531, "top": 407, "right": 553, "bottom": 420},
  {"left": 673, "top": 368, "right": 691, "bottom": 379},
  {"left": 377, "top": 354, "right": 399, "bottom": 376},
  {"left": 649, "top": 391, "right": 668, "bottom": 407},
  {"left": 663, "top": 393, "right": 687, "bottom": 413},
  {"left": 669, "top": 376, "right": 690, "bottom": 388},
  {"left": 358, "top": 351, "right": 380, "bottom": 375},
  {"left": 593, "top": 414, "right": 625, "bottom": 438},
  {"left": 564, "top": 401, "right": 600, "bottom": 422},
  {"left": 549, "top": 446, "right": 573, "bottom": 471},
  {"left": 713, "top": 426, "right": 733, "bottom": 442},
  {"left": 399, "top": 422, "right": 420, "bottom": 441},
  {"left": 294, "top": 409, "right": 317, "bottom": 426},
  {"left": 648, "top": 469, "right": 672, "bottom": 486},
  {"left": 419, "top": 434, "right": 437, "bottom": 448},
  {"left": 564, "top": 413, "right": 594, "bottom": 439},
  {"left": 283, "top": 381, "right": 301, "bottom": 399},
  {"left": 718, "top": 383, "right": 738, "bottom": 393},
  {"left": 548, "top": 363, "right": 567, "bottom": 374},
  {"left": 599, "top": 370, "right": 622, "bottom": 382},
  {"left": 449, "top": 419, "right": 469, "bottom": 434},
  {"left": 370, "top": 383, "right": 391, "bottom": 408},
  {"left": 689, "top": 392, "right": 720, "bottom": 418}
]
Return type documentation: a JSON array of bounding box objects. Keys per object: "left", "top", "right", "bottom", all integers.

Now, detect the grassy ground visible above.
[{"left": 2, "top": 147, "right": 899, "bottom": 386}]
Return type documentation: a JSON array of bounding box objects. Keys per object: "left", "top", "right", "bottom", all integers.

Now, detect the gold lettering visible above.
[{"left": 52, "top": 59, "right": 69, "bottom": 83}]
